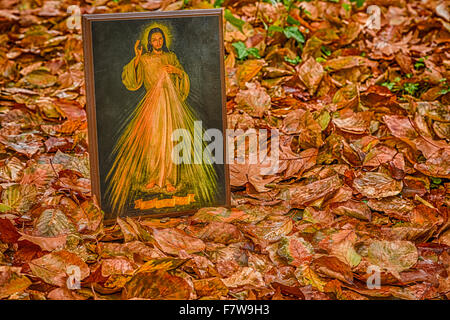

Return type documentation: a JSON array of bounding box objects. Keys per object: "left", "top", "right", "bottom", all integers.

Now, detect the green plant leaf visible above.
[
  {"left": 225, "top": 9, "right": 245, "bottom": 32},
  {"left": 283, "top": 26, "right": 305, "bottom": 44},
  {"left": 232, "top": 42, "right": 260, "bottom": 60},
  {"left": 284, "top": 55, "right": 302, "bottom": 65}
]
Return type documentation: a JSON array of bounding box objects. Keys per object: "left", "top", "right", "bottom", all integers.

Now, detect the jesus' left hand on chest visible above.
[{"left": 163, "top": 65, "right": 182, "bottom": 76}]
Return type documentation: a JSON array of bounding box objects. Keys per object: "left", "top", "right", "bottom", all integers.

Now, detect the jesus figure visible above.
[{"left": 105, "top": 26, "right": 219, "bottom": 214}]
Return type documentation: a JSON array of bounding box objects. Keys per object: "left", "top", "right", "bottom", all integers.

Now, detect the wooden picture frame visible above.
[{"left": 82, "top": 9, "right": 230, "bottom": 223}]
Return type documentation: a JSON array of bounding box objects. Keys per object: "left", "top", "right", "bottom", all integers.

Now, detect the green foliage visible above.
[
  {"left": 403, "top": 82, "right": 419, "bottom": 95},
  {"left": 321, "top": 45, "right": 332, "bottom": 57},
  {"left": 284, "top": 55, "right": 302, "bottom": 65},
  {"left": 232, "top": 41, "right": 261, "bottom": 60},
  {"left": 342, "top": 3, "right": 351, "bottom": 11},
  {"left": 265, "top": 0, "right": 301, "bottom": 8},
  {"left": 381, "top": 77, "right": 401, "bottom": 91},
  {"left": 283, "top": 26, "right": 305, "bottom": 44},
  {"left": 286, "top": 15, "right": 301, "bottom": 26},
  {"left": 431, "top": 177, "right": 442, "bottom": 184},
  {"left": 381, "top": 77, "right": 424, "bottom": 97},
  {"left": 316, "top": 57, "right": 326, "bottom": 63},
  {"left": 414, "top": 57, "right": 425, "bottom": 70},
  {"left": 268, "top": 25, "right": 284, "bottom": 33},
  {"left": 438, "top": 78, "right": 450, "bottom": 95},
  {"left": 350, "top": 0, "right": 365, "bottom": 7},
  {"left": 381, "top": 77, "right": 402, "bottom": 92},
  {"left": 268, "top": 25, "right": 305, "bottom": 44},
  {"left": 213, "top": 0, "right": 224, "bottom": 7},
  {"left": 224, "top": 9, "right": 245, "bottom": 32},
  {"left": 430, "top": 177, "right": 444, "bottom": 189}
]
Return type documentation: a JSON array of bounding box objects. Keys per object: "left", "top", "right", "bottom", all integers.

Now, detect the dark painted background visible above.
[{"left": 90, "top": 15, "right": 226, "bottom": 217}]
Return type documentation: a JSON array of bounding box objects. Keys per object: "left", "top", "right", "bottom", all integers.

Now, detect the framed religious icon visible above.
[{"left": 82, "top": 9, "right": 230, "bottom": 222}]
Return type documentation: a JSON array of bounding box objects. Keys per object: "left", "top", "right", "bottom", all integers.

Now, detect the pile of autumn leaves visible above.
[{"left": 0, "top": 0, "right": 449, "bottom": 300}]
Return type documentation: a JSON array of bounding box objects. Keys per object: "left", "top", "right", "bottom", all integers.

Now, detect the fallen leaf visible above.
[
  {"left": 367, "top": 240, "right": 418, "bottom": 278},
  {"left": 277, "top": 235, "right": 314, "bottom": 267},
  {"left": 153, "top": 228, "right": 206, "bottom": 255},
  {"left": 123, "top": 270, "right": 191, "bottom": 300},
  {"left": 18, "top": 232, "right": 67, "bottom": 251},
  {"left": 353, "top": 172, "right": 403, "bottom": 198},
  {"left": 332, "top": 200, "right": 372, "bottom": 221},
  {"left": 297, "top": 56, "right": 325, "bottom": 95},
  {"left": 222, "top": 267, "right": 265, "bottom": 288},
  {"left": 29, "top": 250, "right": 90, "bottom": 286},
  {"left": 0, "top": 266, "right": 32, "bottom": 299},
  {"left": 311, "top": 256, "right": 354, "bottom": 284},
  {"left": 235, "top": 81, "right": 271, "bottom": 118},
  {"left": 289, "top": 175, "right": 342, "bottom": 207}
]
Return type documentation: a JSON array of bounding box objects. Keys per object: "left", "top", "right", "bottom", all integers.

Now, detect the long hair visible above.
[{"left": 147, "top": 28, "right": 169, "bottom": 53}]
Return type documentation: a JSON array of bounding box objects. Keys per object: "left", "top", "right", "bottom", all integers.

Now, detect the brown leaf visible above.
[
  {"left": 332, "top": 200, "right": 372, "bottom": 221},
  {"left": 353, "top": 172, "right": 403, "bottom": 198},
  {"left": 193, "top": 277, "right": 228, "bottom": 298},
  {"left": 383, "top": 115, "right": 418, "bottom": 141},
  {"left": 235, "top": 81, "right": 271, "bottom": 118},
  {"left": 193, "top": 221, "right": 244, "bottom": 244},
  {"left": 123, "top": 270, "right": 192, "bottom": 300},
  {"left": 253, "top": 215, "right": 293, "bottom": 242},
  {"left": 333, "top": 110, "right": 372, "bottom": 135},
  {"left": 363, "top": 145, "right": 398, "bottom": 167},
  {"left": 222, "top": 267, "right": 265, "bottom": 288},
  {"left": 297, "top": 57, "right": 325, "bottom": 95},
  {"left": 101, "top": 257, "right": 136, "bottom": 277},
  {"left": 237, "top": 59, "right": 265, "bottom": 87},
  {"left": 0, "top": 218, "right": 20, "bottom": 243},
  {"left": 312, "top": 256, "right": 354, "bottom": 284},
  {"left": 116, "top": 217, "right": 139, "bottom": 242},
  {"left": 230, "top": 159, "right": 279, "bottom": 193},
  {"left": 278, "top": 235, "right": 314, "bottom": 266},
  {"left": 152, "top": 228, "right": 206, "bottom": 255},
  {"left": 280, "top": 139, "right": 318, "bottom": 179},
  {"left": 367, "top": 240, "right": 418, "bottom": 277},
  {"left": 18, "top": 232, "right": 67, "bottom": 252},
  {"left": 324, "top": 56, "right": 371, "bottom": 72},
  {"left": 329, "top": 230, "right": 361, "bottom": 268},
  {"left": 0, "top": 266, "right": 32, "bottom": 299},
  {"left": 98, "top": 241, "right": 165, "bottom": 261},
  {"left": 289, "top": 175, "right": 342, "bottom": 207},
  {"left": 367, "top": 197, "right": 415, "bottom": 220},
  {"left": 29, "top": 250, "right": 90, "bottom": 286},
  {"left": 47, "top": 287, "right": 87, "bottom": 300},
  {"left": 414, "top": 149, "right": 450, "bottom": 178}
]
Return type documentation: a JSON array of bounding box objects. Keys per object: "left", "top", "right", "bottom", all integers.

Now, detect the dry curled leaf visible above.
[
  {"left": 152, "top": 228, "right": 206, "bottom": 255},
  {"left": 123, "top": 270, "right": 192, "bottom": 300},
  {"left": 289, "top": 175, "right": 342, "bottom": 207},
  {"left": 29, "top": 250, "right": 90, "bottom": 286},
  {"left": 367, "top": 240, "right": 419, "bottom": 277},
  {"left": 353, "top": 172, "right": 403, "bottom": 199}
]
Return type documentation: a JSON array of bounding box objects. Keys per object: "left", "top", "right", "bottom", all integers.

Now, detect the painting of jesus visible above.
[
  {"left": 105, "top": 23, "right": 220, "bottom": 214},
  {"left": 82, "top": 10, "right": 229, "bottom": 220}
]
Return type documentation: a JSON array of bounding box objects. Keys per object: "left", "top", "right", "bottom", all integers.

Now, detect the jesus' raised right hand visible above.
[
  {"left": 134, "top": 40, "right": 143, "bottom": 57},
  {"left": 134, "top": 40, "right": 143, "bottom": 68}
]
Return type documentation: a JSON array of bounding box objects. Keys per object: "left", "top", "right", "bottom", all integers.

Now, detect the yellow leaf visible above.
[{"left": 295, "top": 264, "right": 327, "bottom": 292}]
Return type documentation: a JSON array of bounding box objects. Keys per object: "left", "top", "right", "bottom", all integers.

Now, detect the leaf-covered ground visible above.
[{"left": 0, "top": 0, "right": 449, "bottom": 300}]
